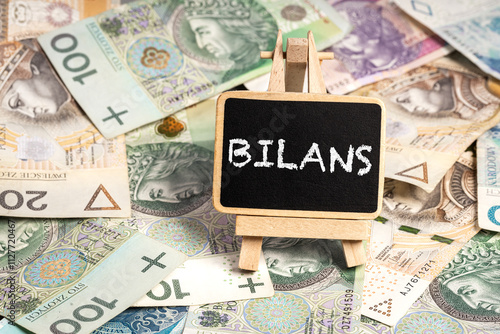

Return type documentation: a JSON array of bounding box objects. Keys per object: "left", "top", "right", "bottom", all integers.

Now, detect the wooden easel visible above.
[{"left": 236, "top": 31, "right": 370, "bottom": 271}]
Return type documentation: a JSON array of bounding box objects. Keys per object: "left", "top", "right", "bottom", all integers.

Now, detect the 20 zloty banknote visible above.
[
  {"left": 0, "top": 41, "right": 131, "bottom": 218},
  {"left": 0, "top": 0, "right": 120, "bottom": 42},
  {"left": 245, "top": 0, "right": 451, "bottom": 95}
]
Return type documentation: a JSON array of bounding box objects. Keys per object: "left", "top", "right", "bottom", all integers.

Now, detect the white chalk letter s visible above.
[{"left": 356, "top": 145, "right": 372, "bottom": 176}]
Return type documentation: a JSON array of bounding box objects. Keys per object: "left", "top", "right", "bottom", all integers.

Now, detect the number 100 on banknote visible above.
[{"left": 38, "top": 0, "right": 350, "bottom": 138}]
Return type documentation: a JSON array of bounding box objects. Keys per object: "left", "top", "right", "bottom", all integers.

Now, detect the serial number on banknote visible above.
[
  {"left": 400, "top": 260, "right": 436, "bottom": 296},
  {"left": 340, "top": 289, "right": 355, "bottom": 330}
]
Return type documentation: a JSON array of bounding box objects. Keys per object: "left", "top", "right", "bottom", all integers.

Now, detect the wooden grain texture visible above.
[
  {"left": 267, "top": 30, "right": 285, "bottom": 92},
  {"left": 239, "top": 236, "right": 263, "bottom": 271},
  {"left": 488, "top": 77, "right": 500, "bottom": 98},
  {"left": 308, "top": 31, "right": 330, "bottom": 94},
  {"left": 285, "top": 38, "right": 307, "bottom": 92},
  {"left": 260, "top": 51, "right": 334, "bottom": 60},
  {"left": 236, "top": 216, "right": 369, "bottom": 240},
  {"left": 342, "top": 240, "right": 367, "bottom": 268},
  {"left": 212, "top": 90, "right": 386, "bottom": 220}
]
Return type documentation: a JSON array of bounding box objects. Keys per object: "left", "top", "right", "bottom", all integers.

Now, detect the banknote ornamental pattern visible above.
[
  {"left": 126, "top": 37, "right": 184, "bottom": 78},
  {"left": 395, "top": 311, "right": 463, "bottom": 333},
  {"left": 145, "top": 217, "right": 209, "bottom": 256},
  {"left": 23, "top": 249, "right": 87, "bottom": 288},
  {"left": 157, "top": 116, "right": 186, "bottom": 138},
  {"left": 243, "top": 292, "right": 310, "bottom": 334}
]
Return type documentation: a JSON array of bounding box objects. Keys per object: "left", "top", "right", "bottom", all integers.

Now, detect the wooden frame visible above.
[{"left": 213, "top": 90, "right": 386, "bottom": 220}]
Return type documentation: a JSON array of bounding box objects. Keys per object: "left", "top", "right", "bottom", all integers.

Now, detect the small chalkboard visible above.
[{"left": 213, "top": 91, "right": 386, "bottom": 220}]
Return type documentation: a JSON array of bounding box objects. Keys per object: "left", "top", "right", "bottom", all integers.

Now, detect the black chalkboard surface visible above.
[{"left": 213, "top": 91, "right": 386, "bottom": 219}]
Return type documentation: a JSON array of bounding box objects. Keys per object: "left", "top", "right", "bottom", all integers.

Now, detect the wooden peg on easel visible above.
[{"left": 213, "top": 30, "right": 386, "bottom": 272}]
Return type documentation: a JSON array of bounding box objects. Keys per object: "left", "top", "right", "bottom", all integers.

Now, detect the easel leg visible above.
[
  {"left": 239, "top": 236, "right": 263, "bottom": 271},
  {"left": 342, "top": 240, "right": 366, "bottom": 268}
]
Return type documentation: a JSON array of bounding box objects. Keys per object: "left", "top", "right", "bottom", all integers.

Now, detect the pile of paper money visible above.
[{"left": 0, "top": 0, "right": 499, "bottom": 333}]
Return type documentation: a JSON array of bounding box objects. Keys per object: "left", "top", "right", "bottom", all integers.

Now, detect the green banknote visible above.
[
  {"left": 0, "top": 218, "right": 186, "bottom": 333},
  {"left": 121, "top": 97, "right": 274, "bottom": 306},
  {"left": 37, "top": 0, "right": 350, "bottom": 138},
  {"left": 183, "top": 238, "right": 365, "bottom": 334}
]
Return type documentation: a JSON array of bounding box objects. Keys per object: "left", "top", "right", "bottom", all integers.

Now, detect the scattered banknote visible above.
[
  {"left": 0, "top": 219, "right": 187, "bottom": 333},
  {"left": 323, "top": 0, "right": 452, "bottom": 94},
  {"left": 244, "top": 0, "right": 451, "bottom": 95},
  {"left": 361, "top": 151, "right": 481, "bottom": 326},
  {"left": 121, "top": 97, "right": 274, "bottom": 306},
  {"left": 183, "top": 237, "right": 365, "bottom": 334},
  {"left": 117, "top": 211, "right": 274, "bottom": 306},
  {"left": 133, "top": 252, "right": 273, "bottom": 307},
  {"left": 0, "top": 0, "right": 120, "bottom": 42},
  {"left": 477, "top": 123, "right": 500, "bottom": 232},
  {"left": 0, "top": 306, "right": 190, "bottom": 334},
  {"left": 0, "top": 217, "right": 77, "bottom": 274},
  {"left": 359, "top": 229, "right": 500, "bottom": 334},
  {"left": 394, "top": 0, "right": 500, "bottom": 81},
  {"left": 38, "top": 0, "right": 350, "bottom": 138},
  {"left": 92, "top": 306, "right": 189, "bottom": 334},
  {"left": 0, "top": 41, "right": 131, "bottom": 217},
  {"left": 357, "top": 54, "right": 500, "bottom": 192}
]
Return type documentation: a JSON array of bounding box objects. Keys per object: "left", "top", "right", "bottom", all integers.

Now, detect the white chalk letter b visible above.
[{"left": 229, "top": 139, "right": 252, "bottom": 168}]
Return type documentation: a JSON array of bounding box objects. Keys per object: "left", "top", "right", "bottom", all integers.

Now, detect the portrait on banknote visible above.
[
  {"left": 169, "top": 0, "right": 278, "bottom": 82},
  {"left": 331, "top": 0, "right": 420, "bottom": 78},
  {"left": 382, "top": 157, "right": 476, "bottom": 230},
  {"left": 384, "top": 66, "right": 500, "bottom": 123},
  {"left": 0, "top": 41, "right": 77, "bottom": 129},
  {"left": 127, "top": 141, "right": 213, "bottom": 217},
  {"left": 0, "top": 218, "right": 76, "bottom": 273},
  {"left": 429, "top": 233, "right": 500, "bottom": 326},
  {"left": 262, "top": 237, "right": 355, "bottom": 292}
]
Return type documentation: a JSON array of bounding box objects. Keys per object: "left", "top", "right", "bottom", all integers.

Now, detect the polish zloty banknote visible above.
[
  {"left": 0, "top": 219, "right": 187, "bottom": 334},
  {"left": 359, "top": 230, "right": 500, "bottom": 334},
  {"left": 0, "top": 306, "right": 190, "bottom": 334},
  {"left": 477, "top": 124, "right": 500, "bottom": 232},
  {"left": 120, "top": 97, "right": 274, "bottom": 306},
  {"left": 394, "top": 0, "right": 500, "bottom": 81},
  {"left": 132, "top": 252, "right": 273, "bottom": 307},
  {"left": 0, "top": 41, "right": 131, "bottom": 217},
  {"left": 92, "top": 306, "right": 189, "bottom": 334},
  {"left": 0, "top": 0, "right": 118, "bottom": 42},
  {"left": 323, "top": 0, "right": 451, "bottom": 95},
  {"left": 37, "top": 0, "right": 350, "bottom": 138},
  {"left": 358, "top": 55, "right": 500, "bottom": 192},
  {"left": 244, "top": 0, "right": 451, "bottom": 95},
  {"left": 361, "top": 151, "right": 481, "bottom": 326},
  {"left": 0, "top": 217, "right": 77, "bottom": 274},
  {"left": 117, "top": 208, "right": 274, "bottom": 306},
  {"left": 183, "top": 237, "right": 365, "bottom": 334}
]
